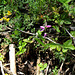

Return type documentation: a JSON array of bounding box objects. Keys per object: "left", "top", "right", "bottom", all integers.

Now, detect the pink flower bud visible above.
[
  {"left": 44, "top": 33, "right": 47, "bottom": 37},
  {"left": 45, "top": 25, "right": 51, "bottom": 28},
  {"left": 40, "top": 26, "right": 45, "bottom": 29},
  {"left": 40, "top": 26, "right": 45, "bottom": 31}
]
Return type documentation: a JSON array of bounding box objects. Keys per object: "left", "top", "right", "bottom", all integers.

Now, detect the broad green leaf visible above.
[
  {"left": 63, "top": 39, "right": 75, "bottom": 50},
  {"left": 63, "top": 40, "right": 72, "bottom": 46},
  {"left": 65, "top": 45, "right": 75, "bottom": 50}
]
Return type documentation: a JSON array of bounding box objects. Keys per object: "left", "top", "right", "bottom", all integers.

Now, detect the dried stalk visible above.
[
  {"left": 36, "top": 53, "right": 41, "bottom": 75},
  {"left": 0, "top": 61, "right": 5, "bottom": 75},
  {"left": 9, "top": 44, "right": 17, "bottom": 75}
]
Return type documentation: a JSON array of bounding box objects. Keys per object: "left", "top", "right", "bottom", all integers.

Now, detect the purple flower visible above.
[
  {"left": 44, "top": 33, "right": 47, "bottom": 37},
  {"left": 40, "top": 26, "right": 45, "bottom": 29},
  {"left": 40, "top": 26, "right": 45, "bottom": 31},
  {"left": 40, "top": 25, "right": 51, "bottom": 31},
  {"left": 45, "top": 25, "right": 51, "bottom": 28}
]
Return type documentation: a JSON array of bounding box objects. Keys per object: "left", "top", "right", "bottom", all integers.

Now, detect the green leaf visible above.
[
  {"left": 23, "top": 39, "right": 33, "bottom": 43},
  {"left": 49, "top": 43, "right": 63, "bottom": 50},
  {"left": 44, "top": 63, "right": 47, "bottom": 68},
  {"left": 58, "top": 0, "right": 71, "bottom": 3},
  {"left": 35, "top": 38, "right": 45, "bottom": 46},
  {"left": 63, "top": 39, "right": 75, "bottom": 50},
  {"left": 22, "top": 42, "right": 27, "bottom": 47},
  {"left": 64, "top": 21, "right": 71, "bottom": 24},
  {"left": 38, "top": 63, "right": 43, "bottom": 67},
  {"left": 65, "top": 0, "right": 71, "bottom": 3},
  {"left": 40, "top": 67, "right": 44, "bottom": 71},
  {"left": 14, "top": 30, "right": 19, "bottom": 35},
  {"left": 16, "top": 48, "right": 26, "bottom": 55},
  {"left": 53, "top": 26, "right": 60, "bottom": 32},
  {"left": 22, "top": 48, "right": 26, "bottom": 53},
  {"left": 62, "top": 49, "right": 68, "bottom": 53},
  {"left": 65, "top": 45, "right": 75, "bottom": 50},
  {"left": 18, "top": 46, "right": 22, "bottom": 51},
  {"left": 38, "top": 35, "right": 45, "bottom": 41},
  {"left": 57, "top": 46, "right": 61, "bottom": 51},
  {"left": 19, "top": 40, "right": 22, "bottom": 46},
  {"left": 63, "top": 40, "right": 72, "bottom": 46},
  {"left": 70, "top": 31, "right": 75, "bottom": 37},
  {"left": 50, "top": 44, "right": 57, "bottom": 50},
  {"left": 37, "top": 30, "right": 42, "bottom": 35}
]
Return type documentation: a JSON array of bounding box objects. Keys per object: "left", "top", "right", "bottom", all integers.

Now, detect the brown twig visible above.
[{"left": 58, "top": 57, "right": 66, "bottom": 75}]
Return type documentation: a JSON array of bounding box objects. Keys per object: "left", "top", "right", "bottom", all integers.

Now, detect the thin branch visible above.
[
  {"left": 62, "top": 27, "right": 73, "bottom": 38},
  {"left": 62, "top": 27, "right": 75, "bottom": 45},
  {"left": 16, "top": 29, "right": 36, "bottom": 36},
  {"left": 58, "top": 57, "right": 66, "bottom": 75},
  {"left": 45, "top": 59, "right": 52, "bottom": 75},
  {"left": 0, "top": 62, "right": 13, "bottom": 75},
  {"left": 44, "top": 37, "right": 57, "bottom": 44},
  {"left": 3, "top": 66, "right": 13, "bottom": 75},
  {"left": 64, "top": 68, "right": 70, "bottom": 74}
]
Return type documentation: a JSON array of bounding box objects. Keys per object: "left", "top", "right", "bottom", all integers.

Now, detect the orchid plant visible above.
[{"left": 40, "top": 25, "right": 51, "bottom": 37}]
